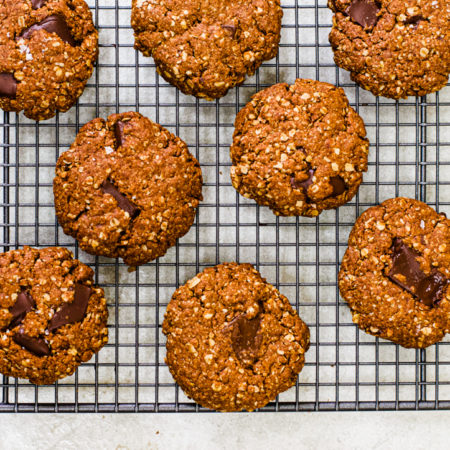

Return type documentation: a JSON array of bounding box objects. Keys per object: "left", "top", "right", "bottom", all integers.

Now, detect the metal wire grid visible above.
[{"left": 0, "top": 0, "right": 449, "bottom": 413}]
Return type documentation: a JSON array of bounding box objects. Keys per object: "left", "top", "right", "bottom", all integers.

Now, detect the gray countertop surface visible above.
[{"left": 1, "top": 411, "right": 449, "bottom": 449}]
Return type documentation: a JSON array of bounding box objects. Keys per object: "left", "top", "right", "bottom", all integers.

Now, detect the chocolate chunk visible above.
[
  {"left": 48, "top": 283, "right": 92, "bottom": 331},
  {"left": 114, "top": 121, "right": 125, "bottom": 147},
  {"left": 0, "top": 73, "right": 18, "bottom": 98},
  {"left": 292, "top": 171, "right": 345, "bottom": 199},
  {"left": 20, "top": 15, "right": 77, "bottom": 46},
  {"left": 388, "top": 238, "right": 424, "bottom": 290},
  {"left": 101, "top": 179, "right": 140, "bottom": 219},
  {"left": 231, "top": 314, "right": 263, "bottom": 363},
  {"left": 13, "top": 333, "right": 50, "bottom": 357},
  {"left": 291, "top": 168, "right": 315, "bottom": 192},
  {"left": 416, "top": 272, "right": 448, "bottom": 307},
  {"left": 31, "top": 0, "right": 47, "bottom": 9},
  {"left": 345, "top": 0, "right": 380, "bottom": 28},
  {"left": 404, "top": 15, "right": 424, "bottom": 29},
  {"left": 221, "top": 24, "right": 237, "bottom": 38},
  {"left": 330, "top": 176, "right": 346, "bottom": 196},
  {"left": 8, "top": 290, "right": 35, "bottom": 329},
  {"left": 388, "top": 238, "right": 448, "bottom": 307}
]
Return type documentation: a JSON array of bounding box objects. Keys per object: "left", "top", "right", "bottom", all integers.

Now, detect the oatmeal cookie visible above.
[
  {"left": 53, "top": 111, "right": 203, "bottom": 267},
  {"left": 0, "top": 246, "right": 108, "bottom": 385},
  {"left": 131, "top": 0, "right": 283, "bottom": 100},
  {"left": 328, "top": 0, "right": 450, "bottom": 99},
  {"left": 0, "top": 0, "right": 98, "bottom": 121},
  {"left": 163, "top": 262, "right": 310, "bottom": 412},
  {"left": 230, "top": 79, "right": 369, "bottom": 217},
  {"left": 339, "top": 197, "right": 450, "bottom": 348}
]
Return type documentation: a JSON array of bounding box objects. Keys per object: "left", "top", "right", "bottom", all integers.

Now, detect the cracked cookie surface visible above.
[
  {"left": 53, "top": 111, "right": 203, "bottom": 267},
  {"left": 328, "top": 0, "right": 450, "bottom": 99},
  {"left": 0, "top": 246, "right": 108, "bottom": 385},
  {"left": 0, "top": 0, "right": 98, "bottom": 121},
  {"left": 163, "top": 262, "right": 310, "bottom": 412},
  {"left": 131, "top": 0, "right": 282, "bottom": 99},
  {"left": 230, "top": 79, "right": 369, "bottom": 217},
  {"left": 339, "top": 197, "right": 450, "bottom": 348}
]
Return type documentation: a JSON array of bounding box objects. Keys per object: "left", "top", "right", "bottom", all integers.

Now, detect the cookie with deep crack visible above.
[
  {"left": 339, "top": 197, "right": 450, "bottom": 348},
  {"left": 163, "top": 262, "right": 310, "bottom": 412},
  {"left": 230, "top": 79, "right": 369, "bottom": 217},
  {"left": 0, "top": 246, "right": 108, "bottom": 385},
  {"left": 328, "top": 0, "right": 450, "bottom": 99},
  {"left": 131, "top": 0, "right": 283, "bottom": 100},
  {"left": 0, "top": 0, "right": 98, "bottom": 121},
  {"left": 53, "top": 111, "right": 203, "bottom": 267}
]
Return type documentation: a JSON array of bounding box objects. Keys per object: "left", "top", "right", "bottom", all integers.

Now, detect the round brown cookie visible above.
[
  {"left": 131, "top": 0, "right": 282, "bottom": 100},
  {"left": 0, "top": 246, "right": 108, "bottom": 385},
  {"left": 53, "top": 111, "right": 203, "bottom": 267},
  {"left": 328, "top": 0, "right": 450, "bottom": 99},
  {"left": 0, "top": 0, "right": 98, "bottom": 121},
  {"left": 339, "top": 197, "right": 450, "bottom": 348},
  {"left": 230, "top": 79, "right": 369, "bottom": 217},
  {"left": 163, "top": 262, "right": 310, "bottom": 412}
]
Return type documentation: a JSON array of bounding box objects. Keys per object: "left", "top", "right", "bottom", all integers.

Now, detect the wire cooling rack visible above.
[{"left": 1, "top": 0, "right": 450, "bottom": 413}]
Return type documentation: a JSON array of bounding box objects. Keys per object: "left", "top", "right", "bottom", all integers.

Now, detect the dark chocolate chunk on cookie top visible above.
[
  {"left": 31, "top": 0, "right": 47, "bottom": 9},
  {"left": 114, "top": 121, "right": 126, "bottom": 148},
  {"left": 20, "top": 14, "right": 78, "bottom": 46},
  {"left": 231, "top": 314, "right": 263, "bottom": 364},
  {"left": 388, "top": 238, "right": 448, "bottom": 307},
  {"left": 404, "top": 15, "right": 424, "bottom": 27},
  {"left": 345, "top": 0, "right": 380, "bottom": 28},
  {"left": 291, "top": 171, "right": 346, "bottom": 199},
  {"left": 101, "top": 179, "right": 140, "bottom": 219},
  {"left": 8, "top": 290, "right": 35, "bottom": 329},
  {"left": 330, "top": 176, "right": 346, "bottom": 196},
  {"left": 13, "top": 333, "right": 50, "bottom": 357},
  {"left": 48, "top": 283, "right": 92, "bottom": 331},
  {"left": 0, "top": 74, "right": 18, "bottom": 98},
  {"left": 291, "top": 169, "right": 315, "bottom": 193}
]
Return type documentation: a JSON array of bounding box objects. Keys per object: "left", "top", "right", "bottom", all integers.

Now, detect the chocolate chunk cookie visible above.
[
  {"left": 0, "top": 246, "right": 108, "bottom": 385},
  {"left": 339, "top": 198, "right": 450, "bottom": 348},
  {"left": 0, "top": 0, "right": 98, "bottom": 121},
  {"left": 230, "top": 79, "right": 369, "bottom": 217},
  {"left": 328, "top": 0, "right": 450, "bottom": 99},
  {"left": 163, "top": 263, "right": 310, "bottom": 412},
  {"left": 53, "top": 111, "right": 203, "bottom": 267},
  {"left": 131, "top": 0, "right": 282, "bottom": 100}
]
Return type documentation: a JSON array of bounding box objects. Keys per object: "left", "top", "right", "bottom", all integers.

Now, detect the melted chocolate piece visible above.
[
  {"left": 8, "top": 291, "right": 35, "bottom": 329},
  {"left": 231, "top": 315, "right": 263, "bottom": 363},
  {"left": 48, "top": 283, "right": 92, "bottom": 331},
  {"left": 31, "top": 0, "right": 47, "bottom": 9},
  {"left": 291, "top": 171, "right": 346, "bottom": 198},
  {"left": 330, "top": 176, "right": 346, "bottom": 196},
  {"left": 345, "top": 0, "right": 380, "bottom": 28},
  {"left": 114, "top": 121, "right": 125, "bottom": 147},
  {"left": 20, "top": 15, "right": 77, "bottom": 46},
  {"left": 388, "top": 238, "right": 448, "bottom": 307},
  {"left": 13, "top": 333, "right": 50, "bottom": 357},
  {"left": 101, "top": 179, "right": 140, "bottom": 219},
  {"left": 404, "top": 15, "right": 424, "bottom": 29},
  {"left": 221, "top": 24, "right": 237, "bottom": 38},
  {"left": 0, "top": 73, "right": 18, "bottom": 98},
  {"left": 404, "top": 15, "right": 423, "bottom": 25},
  {"left": 291, "top": 168, "right": 315, "bottom": 192}
]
